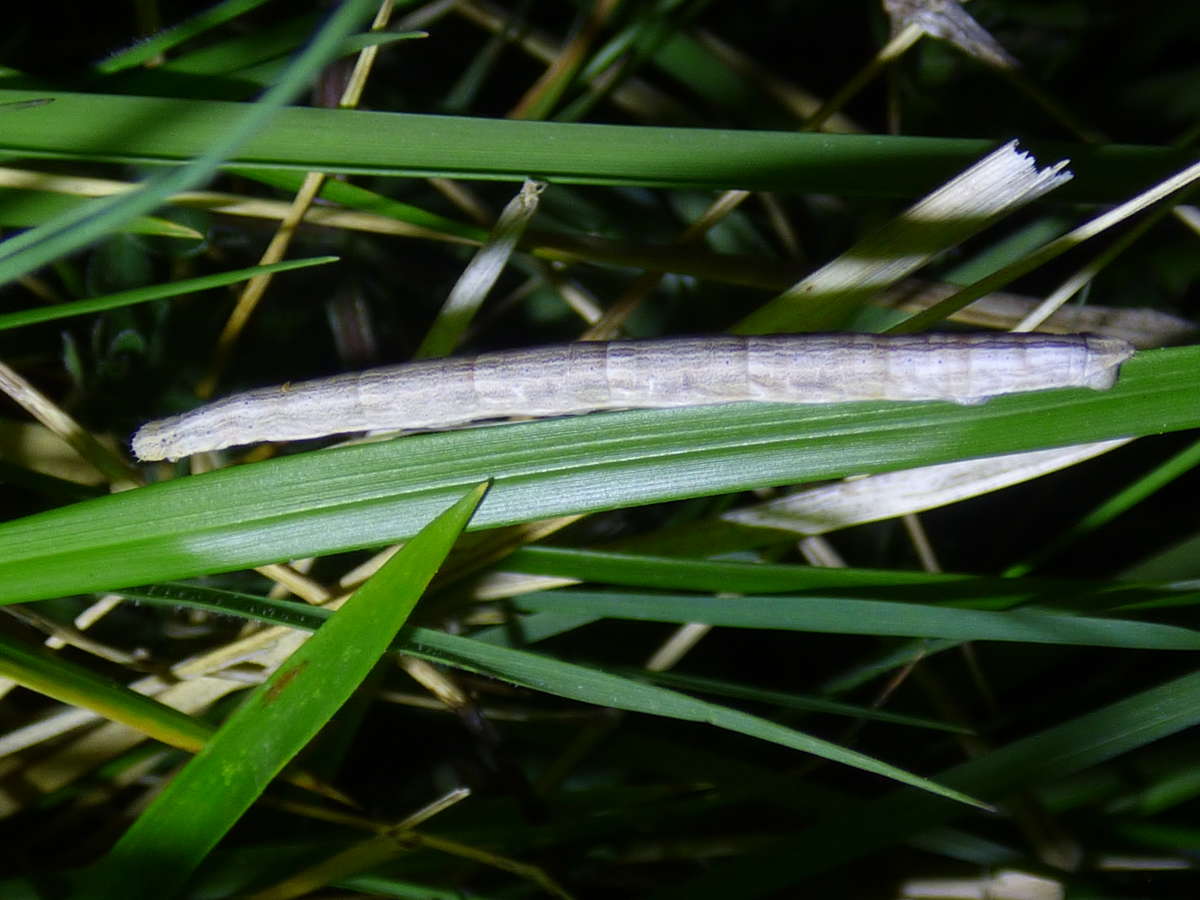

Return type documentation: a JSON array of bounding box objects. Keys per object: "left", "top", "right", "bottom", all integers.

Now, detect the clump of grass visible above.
[{"left": 1, "top": 3, "right": 1198, "bottom": 897}]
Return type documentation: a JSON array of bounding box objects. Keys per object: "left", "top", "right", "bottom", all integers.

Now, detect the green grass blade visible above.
[
  {"left": 110, "top": 583, "right": 987, "bottom": 810},
  {"left": 512, "top": 589, "right": 1200, "bottom": 650},
  {"left": 0, "top": 628, "right": 214, "bottom": 753},
  {"left": 0, "top": 188, "right": 201, "bottom": 237},
  {"left": 0, "top": 345, "right": 1195, "bottom": 604},
  {"left": 126, "top": 13, "right": 323, "bottom": 78},
  {"left": 0, "top": 256, "right": 336, "bottom": 331},
  {"left": 630, "top": 669, "right": 972, "bottom": 732},
  {"left": 78, "top": 481, "right": 488, "bottom": 899},
  {"left": 0, "top": 88, "right": 1190, "bottom": 201},
  {"left": 94, "top": 0, "right": 278, "bottom": 74},
  {"left": 408, "top": 628, "right": 988, "bottom": 809},
  {"left": 498, "top": 546, "right": 1149, "bottom": 603},
  {"left": 239, "top": 169, "right": 488, "bottom": 241},
  {"left": 456, "top": 610, "right": 600, "bottom": 646}
]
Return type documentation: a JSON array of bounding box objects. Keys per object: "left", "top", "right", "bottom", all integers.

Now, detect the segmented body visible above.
[{"left": 132, "top": 333, "right": 1134, "bottom": 461}]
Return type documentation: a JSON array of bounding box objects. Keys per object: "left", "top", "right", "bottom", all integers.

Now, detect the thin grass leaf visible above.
[
  {"left": 406, "top": 631, "right": 988, "bottom": 808},
  {"left": 0, "top": 628, "right": 215, "bottom": 754},
  {"left": 0, "top": 256, "right": 335, "bottom": 331},
  {"left": 511, "top": 589, "right": 1200, "bottom": 650},
  {"left": 631, "top": 669, "right": 972, "bottom": 733},
  {"left": 128, "top": 12, "right": 323, "bottom": 79},
  {"left": 0, "top": 188, "right": 201, "bottom": 237},
  {"left": 415, "top": 179, "right": 545, "bottom": 359},
  {"left": 93, "top": 0, "right": 279, "bottom": 74},
  {"left": 496, "top": 546, "right": 1175, "bottom": 607},
  {"left": 112, "top": 582, "right": 987, "bottom": 810},
  {"left": 242, "top": 169, "right": 488, "bottom": 241}
]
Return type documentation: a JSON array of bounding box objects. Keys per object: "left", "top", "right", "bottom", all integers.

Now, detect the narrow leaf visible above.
[{"left": 80, "top": 482, "right": 488, "bottom": 899}]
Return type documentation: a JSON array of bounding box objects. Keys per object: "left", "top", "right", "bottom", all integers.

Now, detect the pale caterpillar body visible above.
[{"left": 132, "top": 333, "right": 1135, "bottom": 461}]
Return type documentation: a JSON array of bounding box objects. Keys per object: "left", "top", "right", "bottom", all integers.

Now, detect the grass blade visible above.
[
  {"left": 513, "top": 589, "right": 1200, "bottom": 650},
  {"left": 0, "top": 88, "right": 1190, "bottom": 201},
  {"left": 0, "top": 256, "right": 335, "bottom": 331},
  {"left": 78, "top": 481, "right": 488, "bottom": 899},
  {"left": 113, "top": 582, "right": 988, "bottom": 810},
  {"left": 0, "top": 345, "right": 1195, "bottom": 604}
]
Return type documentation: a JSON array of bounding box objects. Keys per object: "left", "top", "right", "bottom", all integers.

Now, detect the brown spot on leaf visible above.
[{"left": 264, "top": 661, "right": 308, "bottom": 703}]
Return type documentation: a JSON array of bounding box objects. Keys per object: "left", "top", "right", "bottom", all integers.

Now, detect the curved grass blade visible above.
[
  {"left": 410, "top": 629, "right": 989, "bottom": 809},
  {"left": 114, "top": 582, "right": 987, "bottom": 811}
]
